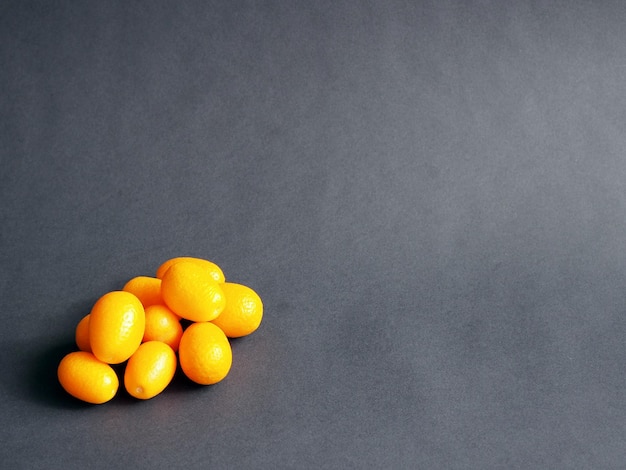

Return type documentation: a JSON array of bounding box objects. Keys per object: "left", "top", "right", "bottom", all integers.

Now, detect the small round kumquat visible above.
[
  {"left": 122, "top": 276, "right": 162, "bottom": 308},
  {"left": 156, "top": 257, "right": 225, "bottom": 283},
  {"left": 75, "top": 314, "right": 91, "bottom": 352},
  {"left": 124, "top": 341, "right": 177, "bottom": 400},
  {"left": 89, "top": 291, "right": 145, "bottom": 364},
  {"left": 211, "top": 282, "right": 263, "bottom": 338},
  {"left": 178, "top": 322, "right": 232, "bottom": 385},
  {"left": 58, "top": 351, "right": 119, "bottom": 404},
  {"left": 143, "top": 304, "right": 183, "bottom": 352},
  {"left": 160, "top": 261, "right": 226, "bottom": 322}
]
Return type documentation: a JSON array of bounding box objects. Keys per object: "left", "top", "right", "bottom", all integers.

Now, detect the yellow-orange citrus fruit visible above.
[
  {"left": 211, "top": 282, "right": 263, "bottom": 338},
  {"left": 124, "top": 341, "right": 177, "bottom": 400},
  {"left": 122, "top": 276, "right": 162, "bottom": 308},
  {"left": 75, "top": 314, "right": 91, "bottom": 352},
  {"left": 57, "top": 351, "right": 119, "bottom": 404},
  {"left": 156, "top": 257, "right": 225, "bottom": 283},
  {"left": 160, "top": 261, "right": 226, "bottom": 322},
  {"left": 143, "top": 304, "right": 183, "bottom": 352},
  {"left": 178, "top": 322, "right": 232, "bottom": 385},
  {"left": 89, "top": 291, "right": 145, "bottom": 364}
]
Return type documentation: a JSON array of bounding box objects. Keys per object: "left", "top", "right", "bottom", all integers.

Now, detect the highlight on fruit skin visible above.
[{"left": 57, "top": 351, "right": 119, "bottom": 404}]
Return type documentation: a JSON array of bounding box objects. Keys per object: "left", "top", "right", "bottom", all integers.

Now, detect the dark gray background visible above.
[{"left": 2, "top": 1, "right": 626, "bottom": 468}]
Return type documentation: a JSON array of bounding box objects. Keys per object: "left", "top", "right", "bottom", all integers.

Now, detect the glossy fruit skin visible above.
[
  {"left": 211, "top": 282, "right": 263, "bottom": 338},
  {"left": 58, "top": 351, "right": 119, "bottom": 404},
  {"left": 124, "top": 341, "right": 177, "bottom": 400},
  {"left": 179, "top": 322, "right": 232, "bottom": 385},
  {"left": 75, "top": 314, "right": 91, "bottom": 352},
  {"left": 143, "top": 304, "right": 183, "bottom": 352},
  {"left": 156, "top": 257, "right": 225, "bottom": 283},
  {"left": 89, "top": 291, "right": 146, "bottom": 364},
  {"left": 122, "top": 276, "right": 162, "bottom": 308},
  {"left": 160, "top": 262, "right": 226, "bottom": 322}
]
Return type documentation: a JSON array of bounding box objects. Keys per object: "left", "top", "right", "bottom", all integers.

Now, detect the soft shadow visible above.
[
  {"left": 163, "top": 363, "right": 208, "bottom": 394},
  {"left": 23, "top": 340, "right": 93, "bottom": 409}
]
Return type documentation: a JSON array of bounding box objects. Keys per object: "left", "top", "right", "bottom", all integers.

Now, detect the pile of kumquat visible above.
[{"left": 57, "top": 257, "right": 263, "bottom": 404}]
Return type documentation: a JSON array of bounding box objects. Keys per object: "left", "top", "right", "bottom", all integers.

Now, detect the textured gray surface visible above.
[{"left": 2, "top": 1, "right": 626, "bottom": 468}]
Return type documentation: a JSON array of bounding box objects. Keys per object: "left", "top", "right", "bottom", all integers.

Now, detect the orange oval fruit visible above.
[
  {"left": 58, "top": 351, "right": 119, "bottom": 404},
  {"left": 75, "top": 314, "right": 91, "bottom": 352},
  {"left": 160, "top": 261, "right": 226, "bottom": 322},
  {"left": 178, "top": 322, "right": 232, "bottom": 385},
  {"left": 122, "top": 276, "right": 162, "bottom": 307},
  {"left": 124, "top": 341, "right": 177, "bottom": 400},
  {"left": 143, "top": 304, "right": 183, "bottom": 352},
  {"left": 156, "top": 257, "right": 225, "bottom": 283},
  {"left": 89, "top": 291, "right": 146, "bottom": 364},
  {"left": 211, "top": 282, "right": 263, "bottom": 338}
]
